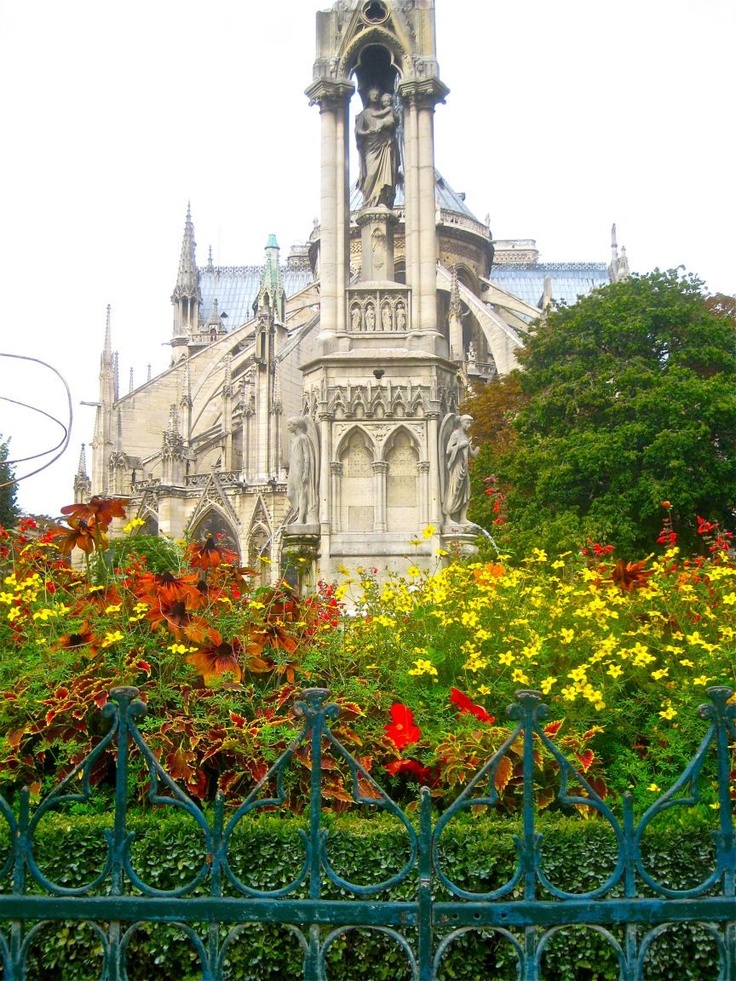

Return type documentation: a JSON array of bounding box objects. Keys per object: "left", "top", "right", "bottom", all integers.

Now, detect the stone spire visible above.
[
  {"left": 161, "top": 404, "right": 185, "bottom": 485},
  {"left": 73, "top": 444, "right": 92, "bottom": 503},
  {"left": 255, "top": 234, "right": 285, "bottom": 324},
  {"left": 92, "top": 305, "right": 116, "bottom": 495},
  {"left": 171, "top": 203, "right": 202, "bottom": 355},
  {"left": 608, "top": 223, "right": 630, "bottom": 283}
]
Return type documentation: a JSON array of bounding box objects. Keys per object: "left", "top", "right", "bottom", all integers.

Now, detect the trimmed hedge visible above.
[{"left": 0, "top": 810, "right": 725, "bottom": 980}]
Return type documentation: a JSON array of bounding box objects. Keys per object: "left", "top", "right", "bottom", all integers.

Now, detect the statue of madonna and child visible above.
[{"left": 355, "top": 87, "right": 400, "bottom": 209}]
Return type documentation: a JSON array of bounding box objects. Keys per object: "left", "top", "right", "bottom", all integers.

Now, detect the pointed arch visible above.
[{"left": 189, "top": 508, "right": 240, "bottom": 560}]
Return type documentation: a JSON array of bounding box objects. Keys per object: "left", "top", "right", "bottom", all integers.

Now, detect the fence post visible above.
[{"left": 417, "top": 786, "right": 433, "bottom": 980}]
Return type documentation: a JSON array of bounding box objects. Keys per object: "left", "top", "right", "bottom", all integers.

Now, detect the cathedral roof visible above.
[
  {"left": 489, "top": 262, "right": 610, "bottom": 308},
  {"left": 199, "top": 265, "right": 313, "bottom": 328}
]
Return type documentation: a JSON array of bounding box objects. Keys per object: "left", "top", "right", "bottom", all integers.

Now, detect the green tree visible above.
[
  {"left": 467, "top": 270, "right": 736, "bottom": 557},
  {"left": 0, "top": 436, "right": 20, "bottom": 528}
]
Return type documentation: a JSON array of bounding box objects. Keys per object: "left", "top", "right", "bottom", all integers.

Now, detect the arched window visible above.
[{"left": 191, "top": 510, "right": 240, "bottom": 561}]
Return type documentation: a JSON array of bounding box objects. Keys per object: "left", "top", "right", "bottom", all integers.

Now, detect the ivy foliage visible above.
[
  {"left": 468, "top": 270, "right": 736, "bottom": 557},
  {"left": 1, "top": 812, "right": 724, "bottom": 979}
]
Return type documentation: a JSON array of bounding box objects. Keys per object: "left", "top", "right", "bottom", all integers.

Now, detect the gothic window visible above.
[
  {"left": 191, "top": 510, "right": 240, "bottom": 560},
  {"left": 248, "top": 525, "right": 270, "bottom": 587}
]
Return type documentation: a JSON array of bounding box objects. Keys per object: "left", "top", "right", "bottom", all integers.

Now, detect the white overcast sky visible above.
[{"left": 1, "top": 0, "right": 733, "bottom": 517}]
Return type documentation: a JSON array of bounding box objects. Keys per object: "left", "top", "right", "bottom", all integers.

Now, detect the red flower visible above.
[
  {"left": 385, "top": 758, "right": 435, "bottom": 784},
  {"left": 384, "top": 704, "right": 421, "bottom": 750},
  {"left": 696, "top": 516, "right": 717, "bottom": 536},
  {"left": 450, "top": 687, "right": 495, "bottom": 724}
]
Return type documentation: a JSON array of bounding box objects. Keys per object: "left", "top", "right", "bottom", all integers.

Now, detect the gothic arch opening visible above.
[{"left": 190, "top": 509, "right": 240, "bottom": 560}]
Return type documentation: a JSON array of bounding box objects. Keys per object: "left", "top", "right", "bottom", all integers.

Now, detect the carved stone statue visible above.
[
  {"left": 355, "top": 87, "right": 399, "bottom": 209},
  {"left": 286, "top": 417, "right": 318, "bottom": 524},
  {"left": 440, "top": 413, "right": 479, "bottom": 524}
]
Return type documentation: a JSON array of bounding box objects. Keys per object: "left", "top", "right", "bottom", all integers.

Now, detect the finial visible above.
[
  {"left": 76, "top": 443, "right": 88, "bottom": 477},
  {"left": 147, "top": 363, "right": 151, "bottom": 382},
  {"left": 129, "top": 367, "right": 134, "bottom": 393}
]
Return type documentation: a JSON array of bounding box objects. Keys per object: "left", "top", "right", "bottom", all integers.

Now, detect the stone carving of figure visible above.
[
  {"left": 351, "top": 304, "right": 362, "bottom": 331},
  {"left": 396, "top": 302, "right": 406, "bottom": 331},
  {"left": 381, "top": 304, "right": 393, "bottom": 331},
  {"left": 365, "top": 303, "right": 376, "bottom": 331},
  {"left": 467, "top": 341, "right": 477, "bottom": 364},
  {"left": 355, "top": 87, "right": 399, "bottom": 208},
  {"left": 286, "top": 417, "right": 317, "bottom": 524},
  {"left": 442, "top": 414, "right": 479, "bottom": 524}
]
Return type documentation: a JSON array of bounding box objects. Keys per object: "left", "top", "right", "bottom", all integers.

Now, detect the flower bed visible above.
[{"left": 0, "top": 501, "right": 734, "bottom": 811}]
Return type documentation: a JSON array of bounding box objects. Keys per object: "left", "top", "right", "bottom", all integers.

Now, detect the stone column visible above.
[
  {"left": 417, "top": 460, "right": 430, "bottom": 527},
  {"left": 372, "top": 461, "right": 389, "bottom": 533},
  {"left": 330, "top": 461, "right": 343, "bottom": 532},
  {"left": 398, "top": 78, "right": 448, "bottom": 336},
  {"left": 318, "top": 408, "right": 332, "bottom": 529},
  {"left": 426, "top": 411, "right": 441, "bottom": 527},
  {"left": 306, "top": 80, "right": 354, "bottom": 338}
]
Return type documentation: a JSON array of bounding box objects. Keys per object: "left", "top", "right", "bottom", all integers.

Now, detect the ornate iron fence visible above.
[{"left": 0, "top": 685, "right": 734, "bottom": 980}]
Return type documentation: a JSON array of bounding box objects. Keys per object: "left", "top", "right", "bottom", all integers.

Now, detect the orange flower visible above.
[
  {"left": 187, "top": 643, "right": 243, "bottom": 685},
  {"left": 187, "top": 536, "right": 237, "bottom": 570},
  {"left": 57, "top": 621, "right": 101, "bottom": 658},
  {"left": 134, "top": 570, "right": 202, "bottom": 608},
  {"left": 50, "top": 517, "right": 104, "bottom": 554},
  {"left": 60, "top": 497, "right": 128, "bottom": 531},
  {"left": 611, "top": 558, "right": 653, "bottom": 591}
]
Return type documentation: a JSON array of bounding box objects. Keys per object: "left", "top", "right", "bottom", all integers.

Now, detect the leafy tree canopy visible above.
[
  {"left": 0, "top": 436, "right": 20, "bottom": 529},
  {"left": 467, "top": 270, "right": 736, "bottom": 557}
]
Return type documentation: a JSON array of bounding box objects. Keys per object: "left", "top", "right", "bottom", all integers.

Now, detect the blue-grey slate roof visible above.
[
  {"left": 489, "top": 263, "right": 609, "bottom": 309},
  {"left": 199, "top": 266, "right": 313, "bottom": 328}
]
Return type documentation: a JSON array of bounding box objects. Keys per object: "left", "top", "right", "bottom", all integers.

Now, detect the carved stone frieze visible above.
[{"left": 347, "top": 286, "right": 410, "bottom": 333}]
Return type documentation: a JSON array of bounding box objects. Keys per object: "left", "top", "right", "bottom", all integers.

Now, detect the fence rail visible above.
[{"left": 0, "top": 685, "right": 734, "bottom": 980}]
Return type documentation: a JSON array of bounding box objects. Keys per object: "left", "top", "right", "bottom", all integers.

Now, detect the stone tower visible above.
[{"left": 284, "top": 0, "right": 476, "bottom": 581}]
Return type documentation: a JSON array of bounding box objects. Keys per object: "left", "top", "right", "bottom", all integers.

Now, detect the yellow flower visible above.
[
  {"left": 541, "top": 676, "right": 557, "bottom": 694},
  {"left": 408, "top": 658, "right": 438, "bottom": 679},
  {"left": 692, "top": 675, "right": 710, "bottom": 686},
  {"left": 407, "top": 565, "right": 421, "bottom": 578},
  {"left": 647, "top": 783, "right": 661, "bottom": 793},
  {"left": 659, "top": 704, "right": 677, "bottom": 720},
  {"left": 105, "top": 604, "right": 122, "bottom": 614},
  {"left": 560, "top": 628, "right": 575, "bottom": 644},
  {"left": 607, "top": 664, "right": 623, "bottom": 679},
  {"left": 511, "top": 668, "right": 530, "bottom": 685},
  {"left": 102, "top": 630, "right": 124, "bottom": 648},
  {"left": 123, "top": 517, "right": 146, "bottom": 533},
  {"left": 422, "top": 525, "right": 436, "bottom": 539},
  {"left": 499, "top": 650, "right": 514, "bottom": 666},
  {"left": 651, "top": 668, "right": 669, "bottom": 681},
  {"left": 722, "top": 592, "right": 736, "bottom": 606}
]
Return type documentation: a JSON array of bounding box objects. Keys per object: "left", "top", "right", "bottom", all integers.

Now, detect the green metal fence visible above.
[{"left": 0, "top": 685, "right": 734, "bottom": 979}]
